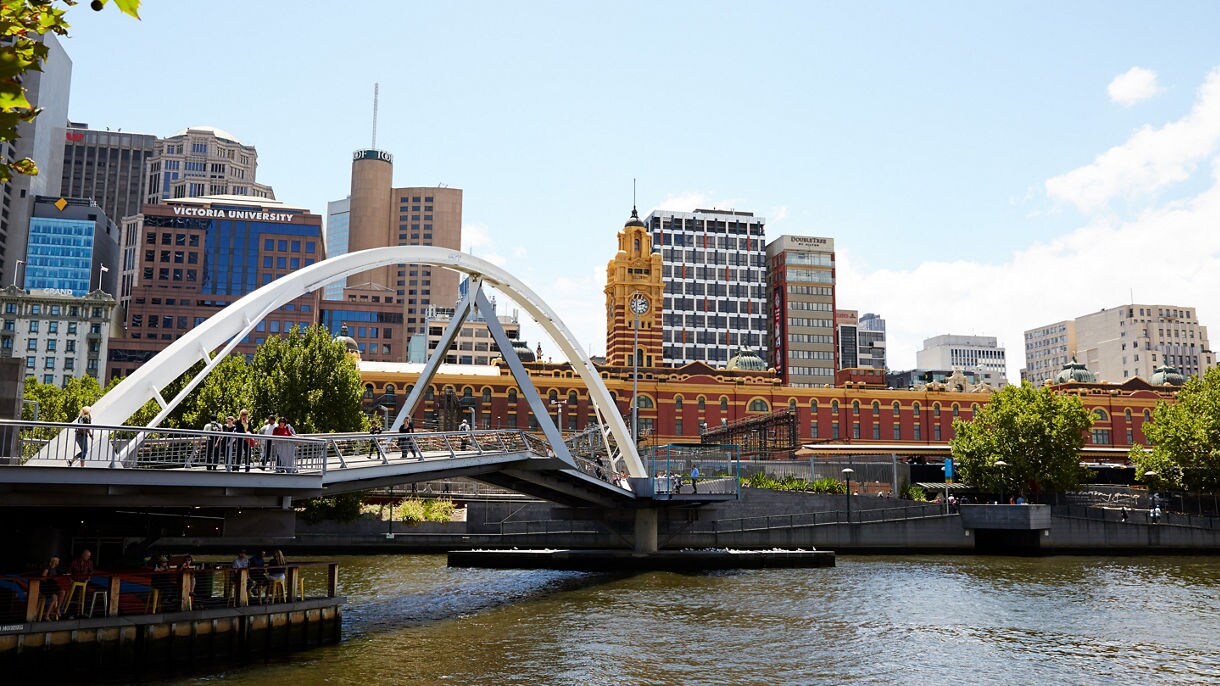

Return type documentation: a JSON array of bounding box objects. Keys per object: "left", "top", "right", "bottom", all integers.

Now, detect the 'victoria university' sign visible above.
[{"left": 171, "top": 206, "right": 296, "bottom": 223}]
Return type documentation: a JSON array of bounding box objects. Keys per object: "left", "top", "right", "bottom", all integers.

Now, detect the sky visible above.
[{"left": 59, "top": 1, "right": 1220, "bottom": 380}]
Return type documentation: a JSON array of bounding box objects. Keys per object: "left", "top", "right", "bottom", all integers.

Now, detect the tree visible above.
[
  {"left": 1130, "top": 366, "right": 1220, "bottom": 491},
  {"left": 1, "top": 1, "right": 140, "bottom": 182},
  {"left": 950, "top": 382, "right": 1093, "bottom": 500},
  {"left": 248, "top": 324, "right": 365, "bottom": 433},
  {"left": 181, "top": 354, "right": 251, "bottom": 428},
  {"left": 20, "top": 374, "right": 103, "bottom": 422}
]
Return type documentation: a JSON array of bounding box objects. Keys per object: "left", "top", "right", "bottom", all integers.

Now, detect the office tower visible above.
[
  {"left": 1022, "top": 305, "right": 1216, "bottom": 385},
  {"left": 344, "top": 148, "right": 463, "bottom": 337},
  {"left": 25, "top": 196, "right": 119, "bottom": 296},
  {"left": 858, "top": 313, "right": 887, "bottom": 370},
  {"left": 1, "top": 32, "right": 71, "bottom": 288},
  {"left": 323, "top": 196, "right": 351, "bottom": 300},
  {"left": 766, "top": 235, "right": 836, "bottom": 386},
  {"left": 107, "top": 196, "right": 322, "bottom": 380},
  {"left": 916, "top": 334, "right": 1008, "bottom": 388},
  {"left": 604, "top": 208, "right": 663, "bottom": 368},
  {"left": 0, "top": 285, "right": 115, "bottom": 385},
  {"left": 645, "top": 208, "right": 767, "bottom": 367},
  {"left": 60, "top": 122, "right": 156, "bottom": 226},
  {"left": 142, "top": 126, "right": 274, "bottom": 205}
]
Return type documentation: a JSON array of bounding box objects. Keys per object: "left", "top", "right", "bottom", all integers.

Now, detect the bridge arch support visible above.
[{"left": 92, "top": 247, "right": 644, "bottom": 476}]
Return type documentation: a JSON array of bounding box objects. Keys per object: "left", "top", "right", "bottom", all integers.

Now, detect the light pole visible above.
[
  {"left": 842, "top": 467, "right": 854, "bottom": 523},
  {"left": 1143, "top": 470, "right": 1159, "bottom": 523},
  {"left": 95, "top": 263, "right": 109, "bottom": 292},
  {"left": 551, "top": 400, "right": 565, "bottom": 435},
  {"left": 994, "top": 460, "right": 1008, "bottom": 504},
  {"left": 11, "top": 259, "right": 23, "bottom": 287},
  {"left": 629, "top": 293, "right": 649, "bottom": 445}
]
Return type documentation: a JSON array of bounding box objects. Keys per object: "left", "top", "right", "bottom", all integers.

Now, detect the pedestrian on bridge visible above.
[
  {"left": 399, "top": 417, "right": 420, "bottom": 459},
  {"left": 203, "top": 418, "right": 223, "bottom": 470},
  {"left": 272, "top": 417, "right": 296, "bottom": 472},
  {"left": 459, "top": 419, "right": 471, "bottom": 450},
  {"left": 367, "top": 416, "right": 383, "bottom": 459},
  {"left": 259, "top": 415, "right": 275, "bottom": 469},
  {"left": 69, "top": 406, "right": 92, "bottom": 467},
  {"left": 689, "top": 464, "right": 700, "bottom": 494},
  {"left": 235, "top": 409, "right": 255, "bottom": 472}
]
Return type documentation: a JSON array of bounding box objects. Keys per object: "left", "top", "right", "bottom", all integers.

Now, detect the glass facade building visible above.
[
  {"left": 24, "top": 217, "right": 97, "bottom": 295},
  {"left": 324, "top": 196, "right": 350, "bottom": 300}
]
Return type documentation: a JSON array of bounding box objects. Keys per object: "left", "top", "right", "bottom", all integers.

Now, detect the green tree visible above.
[
  {"left": 1130, "top": 366, "right": 1220, "bottom": 491},
  {"left": 249, "top": 324, "right": 365, "bottom": 433},
  {"left": 20, "top": 374, "right": 103, "bottom": 422},
  {"left": 950, "top": 382, "right": 1093, "bottom": 500},
  {"left": 181, "top": 354, "right": 252, "bottom": 428},
  {"left": 1, "top": 1, "right": 140, "bottom": 182}
]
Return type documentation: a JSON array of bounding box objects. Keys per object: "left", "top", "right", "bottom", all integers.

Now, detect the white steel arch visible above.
[{"left": 92, "top": 247, "right": 645, "bottom": 477}]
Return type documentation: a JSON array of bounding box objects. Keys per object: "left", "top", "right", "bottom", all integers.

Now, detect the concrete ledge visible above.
[
  {"left": 960, "top": 504, "right": 1051, "bottom": 530},
  {"left": 447, "top": 548, "right": 835, "bottom": 571}
]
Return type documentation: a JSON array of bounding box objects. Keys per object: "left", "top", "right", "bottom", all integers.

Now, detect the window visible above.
[
  {"left": 1091, "top": 428, "right": 1111, "bottom": 445},
  {"left": 747, "top": 399, "right": 769, "bottom": 412},
  {"left": 636, "top": 395, "right": 654, "bottom": 409},
  {"left": 507, "top": 388, "right": 518, "bottom": 404},
  {"left": 697, "top": 396, "right": 706, "bottom": 410},
  {"left": 893, "top": 401, "right": 901, "bottom": 417},
  {"left": 719, "top": 396, "right": 729, "bottom": 411},
  {"left": 1093, "top": 409, "right": 1109, "bottom": 421},
  {"left": 674, "top": 395, "right": 683, "bottom": 410},
  {"left": 852, "top": 400, "right": 860, "bottom": 415}
]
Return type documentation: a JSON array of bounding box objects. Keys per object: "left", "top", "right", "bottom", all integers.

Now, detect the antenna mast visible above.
[{"left": 371, "top": 83, "right": 380, "bottom": 148}]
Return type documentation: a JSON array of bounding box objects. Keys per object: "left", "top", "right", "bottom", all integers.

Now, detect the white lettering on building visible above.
[{"left": 171, "top": 206, "right": 296, "bottom": 223}]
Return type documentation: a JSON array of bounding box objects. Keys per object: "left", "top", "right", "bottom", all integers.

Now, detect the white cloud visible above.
[
  {"left": 842, "top": 157, "right": 1220, "bottom": 382},
  {"left": 770, "top": 205, "right": 790, "bottom": 223},
  {"left": 649, "top": 191, "right": 743, "bottom": 214},
  {"left": 1046, "top": 68, "right": 1220, "bottom": 213},
  {"left": 1107, "top": 66, "right": 1163, "bottom": 106}
]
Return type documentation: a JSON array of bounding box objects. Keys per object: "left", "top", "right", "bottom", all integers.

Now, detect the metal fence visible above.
[
  {"left": 646, "top": 443, "right": 740, "bottom": 498},
  {"left": 687, "top": 503, "right": 946, "bottom": 532}
]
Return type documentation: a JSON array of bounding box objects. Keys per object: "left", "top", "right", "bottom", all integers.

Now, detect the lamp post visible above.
[
  {"left": 11, "top": 259, "right": 23, "bottom": 287},
  {"left": 95, "top": 263, "right": 109, "bottom": 292},
  {"left": 842, "top": 467, "right": 855, "bottom": 523},
  {"left": 994, "top": 460, "right": 1008, "bottom": 504},
  {"left": 551, "top": 400, "right": 565, "bottom": 436},
  {"left": 1143, "top": 470, "right": 1159, "bottom": 523}
]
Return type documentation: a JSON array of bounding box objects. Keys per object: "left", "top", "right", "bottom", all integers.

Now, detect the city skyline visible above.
[{"left": 58, "top": 2, "right": 1220, "bottom": 379}]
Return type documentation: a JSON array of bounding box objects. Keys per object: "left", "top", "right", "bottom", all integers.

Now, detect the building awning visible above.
[{"left": 912, "top": 482, "right": 972, "bottom": 491}]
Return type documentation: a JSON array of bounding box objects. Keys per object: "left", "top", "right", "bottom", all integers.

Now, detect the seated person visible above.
[{"left": 248, "top": 550, "right": 269, "bottom": 597}]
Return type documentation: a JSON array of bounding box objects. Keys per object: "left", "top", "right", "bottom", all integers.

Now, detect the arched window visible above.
[
  {"left": 952, "top": 403, "right": 960, "bottom": 417},
  {"left": 720, "top": 396, "right": 729, "bottom": 411},
  {"left": 831, "top": 400, "right": 839, "bottom": 413},
  {"left": 568, "top": 391, "right": 578, "bottom": 405},
  {"left": 810, "top": 399, "right": 819, "bottom": 412},
  {"left": 1124, "top": 408, "right": 1133, "bottom": 421},
  {"left": 788, "top": 398, "right": 797, "bottom": 412},
  {"left": 507, "top": 388, "right": 518, "bottom": 404},
  {"left": 384, "top": 383, "right": 397, "bottom": 395},
  {"left": 913, "top": 402, "right": 921, "bottom": 416},
  {"left": 674, "top": 395, "right": 684, "bottom": 410},
  {"left": 852, "top": 400, "right": 860, "bottom": 415},
  {"left": 637, "top": 395, "right": 655, "bottom": 409},
  {"left": 1094, "top": 409, "right": 1109, "bottom": 421},
  {"left": 697, "top": 395, "right": 706, "bottom": 410},
  {"left": 933, "top": 402, "right": 941, "bottom": 418},
  {"left": 892, "top": 401, "right": 901, "bottom": 417},
  {"left": 971, "top": 403, "right": 981, "bottom": 415},
  {"left": 425, "top": 386, "right": 435, "bottom": 402},
  {"left": 363, "top": 384, "right": 374, "bottom": 399},
  {"left": 462, "top": 386, "right": 473, "bottom": 399},
  {"left": 871, "top": 401, "right": 880, "bottom": 413},
  {"left": 1143, "top": 409, "right": 1151, "bottom": 421},
  {"left": 481, "top": 387, "right": 492, "bottom": 403},
  {"left": 748, "top": 399, "right": 770, "bottom": 412},
  {"left": 548, "top": 389, "right": 558, "bottom": 402}
]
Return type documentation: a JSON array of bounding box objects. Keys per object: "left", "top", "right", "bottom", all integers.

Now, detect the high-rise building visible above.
[
  {"left": 60, "top": 122, "right": 156, "bottom": 226},
  {"left": 25, "top": 196, "right": 120, "bottom": 296},
  {"left": 836, "top": 310, "right": 859, "bottom": 370},
  {"left": 343, "top": 149, "right": 463, "bottom": 338},
  {"left": 1022, "top": 304, "right": 1216, "bottom": 385},
  {"left": 836, "top": 310, "right": 887, "bottom": 372},
  {"left": 1, "top": 32, "right": 71, "bottom": 288},
  {"left": 107, "top": 196, "right": 322, "bottom": 380},
  {"left": 418, "top": 301, "right": 522, "bottom": 366},
  {"left": 916, "top": 334, "right": 1008, "bottom": 388},
  {"left": 0, "top": 285, "right": 115, "bottom": 385},
  {"left": 604, "top": 208, "right": 663, "bottom": 368},
  {"left": 142, "top": 126, "right": 274, "bottom": 205},
  {"left": 323, "top": 196, "right": 351, "bottom": 300},
  {"left": 766, "top": 235, "right": 836, "bottom": 386},
  {"left": 645, "top": 208, "right": 767, "bottom": 367}
]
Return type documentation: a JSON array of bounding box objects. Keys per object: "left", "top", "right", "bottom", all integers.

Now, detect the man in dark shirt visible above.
[{"left": 68, "top": 549, "right": 94, "bottom": 582}]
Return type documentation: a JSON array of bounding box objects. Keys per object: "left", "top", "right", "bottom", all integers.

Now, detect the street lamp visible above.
[
  {"left": 551, "top": 400, "right": 565, "bottom": 435},
  {"left": 994, "top": 460, "right": 1008, "bottom": 504},
  {"left": 842, "top": 467, "right": 855, "bottom": 523}
]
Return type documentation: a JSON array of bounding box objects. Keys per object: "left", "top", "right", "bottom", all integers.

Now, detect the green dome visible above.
[
  {"left": 1150, "top": 364, "right": 1185, "bottom": 386},
  {"left": 726, "top": 348, "right": 767, "bottom": 372},
  {"left": 1054, "top": 359, "right": 1096, "bottom": 384}
]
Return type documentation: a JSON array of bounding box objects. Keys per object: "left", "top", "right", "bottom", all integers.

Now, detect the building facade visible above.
[
  {"left": 25, "top": 196, "right": 120, "bottom": 297},
  {"left": 0, "top": 285, "right": 114, "bottom": 385},
  {"left": 415, "top": 301, "right": 522, "bottom": 366},
  {"left": 60, "top": 123, "right": 156, "bottom": 226},
  {"left": 857, "top": 312, "right": 887, "bottom": 370},
  {"left": 916, "top": 334, "right": 1008, "bottom": 388},
  {"left": 645, "top": 208, "right": 767, "bottom": 367},
  {"left": 766, "top": 235, "right": 836, "bottom": 386},
  {"left": 107, "top": 196, "right": 322, "bottom": 380},
  {"left": 323, "top": 196, "right": 350, "bottom": 300},
  {"left": 1, "top": 32, "right": 71, "bottom": 289},
  {"left": 837, "top": 310, "right": 859, "bottom": 369},
  {"left": 1023, "top": 305, "right": 1216, "bottom": 385},
  {"left": 343, "top": 149, "right": 463, "bottom": 340},
  {"left": 142, "top": 127, "right": 274, "bottom": 205}
]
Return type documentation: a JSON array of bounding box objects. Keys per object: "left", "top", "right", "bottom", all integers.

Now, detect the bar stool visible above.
[
  {"left": 267, "top": 577, "right": 287, "bottom": 603},
  {"left": 88, "top": 589, "right": 109, "bottom": 617},
  {"left": 63, "top": 580, "right": 88, "bottom": 617},
  {"left": 144, "top": 588, "right": 161, "bottom": 614}
]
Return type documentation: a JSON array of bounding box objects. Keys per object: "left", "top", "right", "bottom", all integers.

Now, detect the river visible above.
[{"left": 166, "top": 554, "right": 1220, "bottom": 685}]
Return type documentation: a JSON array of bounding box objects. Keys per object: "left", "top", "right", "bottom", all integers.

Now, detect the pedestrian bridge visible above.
[{"left": 0, "top": 420, "right": 738, "bottom": 509}]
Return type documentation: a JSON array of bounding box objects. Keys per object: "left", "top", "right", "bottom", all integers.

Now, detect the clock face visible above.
[{"left": 629, "top": 294, "right": 649, "bottom": 315}]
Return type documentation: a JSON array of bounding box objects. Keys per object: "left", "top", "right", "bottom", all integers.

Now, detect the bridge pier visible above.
[{"left": 633, "top": 508, "right": 658, "bottom": 553}]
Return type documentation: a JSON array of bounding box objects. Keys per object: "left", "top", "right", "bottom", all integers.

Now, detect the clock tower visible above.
[{"left": 605, "top": 207, "right": 663, "bottom": 368}]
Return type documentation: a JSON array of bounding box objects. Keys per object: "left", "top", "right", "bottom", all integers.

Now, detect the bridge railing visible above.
[
  {"left": 0, "top": 419, "right": 329, "bottom": 474},
  {"left": 310, "top": 429, "right": 548, "bottom": 469}
]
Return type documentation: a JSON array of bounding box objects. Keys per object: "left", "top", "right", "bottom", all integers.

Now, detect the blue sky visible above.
[{"left": 61, "top": 2, "right": 1220, "bottom": 378}]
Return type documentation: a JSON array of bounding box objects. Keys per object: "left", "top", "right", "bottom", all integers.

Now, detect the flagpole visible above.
[{"left": 96, "top": 264, "right": 109, "bottom": 293}]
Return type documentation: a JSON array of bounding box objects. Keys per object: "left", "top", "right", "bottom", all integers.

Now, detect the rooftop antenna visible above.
[
  {"left": 371, "top": 82, "right": 380, "bottom": 148},
  {"left": 632, "top": 177, "right": 636, "bottom": 213}
]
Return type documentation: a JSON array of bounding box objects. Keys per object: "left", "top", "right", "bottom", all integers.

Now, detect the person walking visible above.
[
  {"left": 259, "top": 415, "right": 276, "bottom": 469},
  {"left": 367, "top": 415, "right": 383, "bottom": 459},
  {"left": 689, "top": 464, "right": 700, "bottom": 494},
  {"left": 399, "top": 416, "right": 420, "bottom": 459},
  {"left": 69, "top": 406, "right": 92, "bottom": 466},
  {"left": 235, "top": 409, "right": 255, "bottom": 472},
  {"left": 458, "top": 418, "right": 471, "bottom": 450},
  {"left": 203, "top": 417, "right": 223, "bottom": 470},
  {"left": 222, "top": 415, "right": 238, "bottom": 471},
  {"left": 272, "top": 417, "right": 296, "bottom": 472}
]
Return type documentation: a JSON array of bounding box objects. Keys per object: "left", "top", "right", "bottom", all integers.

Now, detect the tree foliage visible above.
[
  {"left": 247, "top": 324, "right": 365, "bottom": 433},
  {"left": 1130, "top": 366, "right": 1220, "bottom": 491},
  {"left": 1, "top": 1, "right": 139, "bottom": 182},
  {"left": 950, "top": 383, "right": 1093, "bottom": 499},
  {"left": 21, "top": 374, "right": 103, "bottom": 422}
]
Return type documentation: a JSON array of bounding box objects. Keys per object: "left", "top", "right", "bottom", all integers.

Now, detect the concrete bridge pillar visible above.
[{"left": 634, "top": 508, "right": 658, "bottom": 553}]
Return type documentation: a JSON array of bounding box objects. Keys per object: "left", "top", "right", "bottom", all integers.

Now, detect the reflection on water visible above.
[{"left": 164, "top": 555, "right": 1220, "bottom": 685}]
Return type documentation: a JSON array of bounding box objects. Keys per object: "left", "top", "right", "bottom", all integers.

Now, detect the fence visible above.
[
  {"left": 685, "top": 503, "right": 945, "bottom": 532},
  {"left": 646, "top": 444, "right": 740, "bottom": 498},
  {"left": 0, "top": 561, "right": 340, "bottom": 625}
]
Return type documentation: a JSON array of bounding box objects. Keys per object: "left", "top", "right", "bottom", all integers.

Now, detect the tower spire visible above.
[{"left": 371, "top": 82, "right": 380, "bottom": 148}]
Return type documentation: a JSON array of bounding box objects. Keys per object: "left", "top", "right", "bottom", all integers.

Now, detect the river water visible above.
[{"left": 168, "top": 554, "right": 1220, "bottom": 685}]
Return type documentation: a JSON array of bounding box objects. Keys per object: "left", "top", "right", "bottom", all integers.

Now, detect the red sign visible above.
[{"left": 65, "top": 132, "right": 84, "bottom": 142}]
